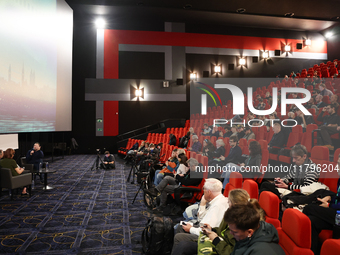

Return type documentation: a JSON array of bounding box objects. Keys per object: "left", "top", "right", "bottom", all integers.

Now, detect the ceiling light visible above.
[
  {"left": 95, "top": 18, "right": 106, "bottom": 28},
  {"left": 262, "top": 51, "right": 269, "bottom": 59},
  {"left": 239, "top": 58, "right": 246, "bottom": 66},
  {"left": 325, "top": 32, "right": 333, "bottom": 38},
  {"left": 305, "top": 39, "right": 311, "bottom": 46},
  {"left": 284, "top": 45, "right": 291, "bottom": 52}
]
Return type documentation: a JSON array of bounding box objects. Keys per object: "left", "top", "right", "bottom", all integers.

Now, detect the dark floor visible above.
[{"left": 0, "top": 154, "right": 163, "bottom": 254}]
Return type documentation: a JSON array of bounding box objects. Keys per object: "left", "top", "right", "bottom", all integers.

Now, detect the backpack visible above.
[{"left": 141, "top": 216, "right": 174, "bottom": 255}]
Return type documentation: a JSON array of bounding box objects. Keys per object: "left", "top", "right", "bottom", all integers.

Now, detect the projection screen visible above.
[{"left": 0, "top": 0, "right": 72, "bottom": 133}]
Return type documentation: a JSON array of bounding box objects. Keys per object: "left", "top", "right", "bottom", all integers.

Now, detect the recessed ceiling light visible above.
[
  {"left": 284, "top": 12, "right": 295, "bottom": 17},
  {"left": 236, "top": 8, "right": 246, "bottom": 14},
  {"left": 183, "top": 4, "right": 192, "bottom": 9},
  {"left": 95, "top": 18, "right": 106, "bottom": 28}
]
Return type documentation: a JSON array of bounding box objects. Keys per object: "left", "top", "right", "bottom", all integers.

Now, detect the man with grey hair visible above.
[
  {"left": 171, "top": 178, "right": 229, "bottom": 255},
  {"left": 188, "top": 135, "right": 202, "bottom": 153},
  {"left": 145, "top": 157, "right": 202, "bottom": 213}
]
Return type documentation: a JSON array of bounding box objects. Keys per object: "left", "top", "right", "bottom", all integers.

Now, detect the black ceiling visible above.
[{"left": 65, "top": 0, "right": 340, "bottom": 32}]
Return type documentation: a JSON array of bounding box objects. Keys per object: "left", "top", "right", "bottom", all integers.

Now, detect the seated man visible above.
[
  {"left": 145, "top": 158, "right": 202, "bottom": 213},
  {"left": 317, "top": 103, "right": 340, "bottom": 150},
  {"left": 26, "top": 142, "right": 44, "bottom": 182},
  {"left": 294, "top": 109, "right": 314, "bottom": 129},
  {"left": 260, "top": 144, "right": 319, "bottom": 199},
  {"left": 224, "top": 203, "right": 285, "bottom": 254},
  {"left": 202, "top": 123, "right": 212, "bottom": 136},
  {"left": 319, "top": 83, "right": 333, "bottom": 97},
  {"left": 268, "top": 123, "right": 286, "bottom": 154},
  {"left": 101, "top": 151, "right": 115, "bottom": 169},
  {"left": 242, "top": 127, "right": 255, "bottom": 141},
  {"left": 236, "top": 126, "right": 245, "bottom": 140},
  {"left": 171, "top": 178, "right": 229, "bottom": 255}
]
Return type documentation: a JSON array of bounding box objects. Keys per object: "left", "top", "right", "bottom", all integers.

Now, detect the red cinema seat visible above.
[
  {"left": 243, "top": 179, "right": 258, "bottom": 199},
  {"left": 320, "top": 239, "right": 340, "bottom": 255},
  {"left": 278, "top": 132, "right": 301, "bottom": 164},
  {"left": 277, "top": 209, "right": 313, "bottom": 255},
  {"left": 259, "top": 191, "right": 280, "bottom": 228},
  {"left": 223, "top": 172, "right": 243, "bottom": 197},
  {"left": 311, "top": 146, "right": 329, "bottom": 165}
]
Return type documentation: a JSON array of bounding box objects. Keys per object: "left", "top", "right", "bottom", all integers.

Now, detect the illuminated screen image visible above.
[{"left": 0, "top": 0, "right": 72, "bottom": 133}]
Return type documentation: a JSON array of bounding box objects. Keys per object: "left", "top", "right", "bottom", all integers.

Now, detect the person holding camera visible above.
[{"left": 101, "top": 151, "right": 115, "bottom": 170}]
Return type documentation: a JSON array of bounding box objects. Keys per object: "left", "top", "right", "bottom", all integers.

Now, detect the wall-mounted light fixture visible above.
[
  {"left": 214, "top": 65, "right": 222, "bottom": 73},
  {"left": 239, "top": 58, "right": 246, "bottom": 66},
  {"left": 262, "top": 51, "right": 269, "bottom": 59},
  {"left": 284, "top": 44, "right": 291, "bottom": 52},
  {"left": 325, "top": 32, "right": 333, "bottom": 38},
  {"left": 190, "top": 72, "right": 197, "bottom": 81},
  {"left": 95, "top": 18, "right": 106, "bottom": 28},
  {"left": 130, "top": 85, "right": 144, "bottom": 100},
  {"left": 304, "top": 39, "right": 311, "bottom": 46}
]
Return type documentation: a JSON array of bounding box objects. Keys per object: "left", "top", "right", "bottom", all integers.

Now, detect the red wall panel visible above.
[{"left": 104, "top": 101, "right": 119, "bottom": 136}]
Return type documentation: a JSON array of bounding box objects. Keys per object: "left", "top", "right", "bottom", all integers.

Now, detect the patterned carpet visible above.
[{"left": 0, "top": 155, "right": 154, "bottom": 254}]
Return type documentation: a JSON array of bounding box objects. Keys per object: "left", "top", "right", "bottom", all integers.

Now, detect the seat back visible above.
[
  {"left": 321, "top": 239, "right": 340, "bottom": 255},
  {"left": 277, "top": 209, "right": 313, "bottom": 255},
  {"left": 259, "top": 191, "right": 280, "bottom": 228},
  {"left": 318, "top": 161, "right": 339, "bottom": 193},
  {"left": 223, "top": 172, "right": 243, "bottom": 197},
  {"left": 243, "top": 179, "right": 258, "bottom": 199},
  {"left": 311, "top": 146, "right": 329, "bottom": 165}
]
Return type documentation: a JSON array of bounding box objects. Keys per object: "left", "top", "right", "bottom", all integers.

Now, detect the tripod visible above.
[
  {"left": 91, "top": 152, "right": 105, "bottom": 171},
  {"left": 126, "top": 156, "right": 140, "bottom": 184}
]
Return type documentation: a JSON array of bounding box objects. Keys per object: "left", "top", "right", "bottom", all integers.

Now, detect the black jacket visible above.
[
  {"left": 176, "top": 170, "right": 202, "bottom": 187},
  {"left": 207, "top": 146, "right": 226, "bottom": 160},
  {"left": 317, "top": 112, "right": 340, "bottom": 126},
  {"left": 169, "top": 135, "right": 177, "bottom": 146},
  {"left": 269, "top": 131, "right": 286, "bottom": 148}
]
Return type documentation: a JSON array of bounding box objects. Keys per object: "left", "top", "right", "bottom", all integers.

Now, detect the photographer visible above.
[{"left": 101, "top": 151, "right": 115, "bottom": 170}]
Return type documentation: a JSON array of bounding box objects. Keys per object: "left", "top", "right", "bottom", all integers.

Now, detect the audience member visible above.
[
  {"left": 207, "top": 139, "right": 226, "bottom": 162},
  {"left": 223, "top": 127, "right": 233, "bottom": 138},
  {"left": 153, "top": 148, "right": 179, "bottom": 185},
  {"left": 268, "top": 123, "right": 286, "bottom": 153},
  {"left": 221, "top": 140, "right": 261, "bottom": 188},
  {"left": 303, "top": 155, "right": 340, "bottom": 255},
  {"left": 188, "top": 127, "right": 196, "bottom": 136},
  {"left": 188, "top": 135, "right": 202, "bottom": 153},
  {"left": 330, "top": 94, "right": 339, "bottom": 108},
  {"left": 169, "top": 134, "right": 177, "bottom": 146},
  {"left": 224, "top": 203, "right": 285, "bottom": 255},
  {"left": 202, "top": 123, "right": 212, "bottom": 135},
  {"left": 319, "top": 83, "right": 333, "bottom": 97},
  {"left": 196, "top": 189, "right": 265, "bottom": 255},
  {"left": 145, "top": 158, "right": 202, "bottom": 213},
  {"left": 210, "top": 126, "right": 220, "bottom": 138},
  {"left": 171, "top": 179, "right": 228, "bottom": 255},
  {"left": 236, "top": 126, "right": 245, "bottom": 140},
  {"left": 294, "top": 109, "right": 314, "bottom": 129},
  {"left": 317, "top": 103, "right": 340, "bottom": 150},
  {"left": 314, "top": 94, "right": 326, "bottom": 110},
  {"left": 179, "top": 131, "right": 190, "bottom": 148},
  {"left": 242, "top": 127, "right": 255, "bottom": 141},
  {"left": 200, "top": 139, "right": 216, "bottom": 157},
  {"left": 218, "top": 136, "right": 242, "bottom": 166},
  {"left": 260, "top": 144, "right": 319, "bottom": 199}
]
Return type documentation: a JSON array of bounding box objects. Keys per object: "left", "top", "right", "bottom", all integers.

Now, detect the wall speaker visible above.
[
  {"left": 202, "top": 71, "right": 209, "bottom": 77},
  {"left": 274, "top": 50, "right": 281, "bottom": 56},
  {"left": 296, "top": 43, "right": 302, "bottom": 49},
  {"left": 176, "top": 79, "right": 183, "bottom": 85},
  {"left": 252, "top": 57, "right": 258, "bottom": 63},
  {"left": 228, "top": 64, "right": 234, "bottom": 70}
]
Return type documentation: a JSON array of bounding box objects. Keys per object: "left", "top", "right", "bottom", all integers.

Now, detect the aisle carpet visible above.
[{"left": 0, "top": 155, "right": 156, "bottom": 254}]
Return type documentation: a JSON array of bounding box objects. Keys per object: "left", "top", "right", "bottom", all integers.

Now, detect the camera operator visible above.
[{"left": 101, "top": 151, "right": 115, "bottom": 170}]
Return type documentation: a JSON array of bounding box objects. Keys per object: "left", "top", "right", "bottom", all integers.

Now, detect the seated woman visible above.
[
  {"left": 200, "top": 139, "right": 216, "bottom": 157},
  {"left": 221, "top": 141, "right": 262, "bottom": 189},
  {"left": 303, "top": 155, "right": 340, "bottom": 255},
  {"left": 207, "top": 139, "right": 226, "bottom": 162},
  {"left": 179, "top": 131, "right": 191, "bottom": 148},
  {"left": 154, "top": 148, "right": 179, "bottom": 186},
  {"left": 0, "top": 148, "right": 30, "bottom": 195}
]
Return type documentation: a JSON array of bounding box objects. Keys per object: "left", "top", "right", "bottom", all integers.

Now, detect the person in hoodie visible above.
[{"left": 224, "top": 203, "right": 285, "bottom": 255}]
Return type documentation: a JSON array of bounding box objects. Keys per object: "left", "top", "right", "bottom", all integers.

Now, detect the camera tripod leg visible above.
[{"left": 132, "top": 180, "right": 144, "bottom": 204}]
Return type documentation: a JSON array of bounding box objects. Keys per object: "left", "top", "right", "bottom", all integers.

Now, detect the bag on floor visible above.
[{"left": 141, "top": 216, "right": 174, "bottom": 255}]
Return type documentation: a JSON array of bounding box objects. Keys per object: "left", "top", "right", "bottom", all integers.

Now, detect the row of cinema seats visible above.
[{"left": 225, "top": 168, "right": 339, "bottom": 254}]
